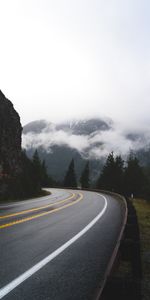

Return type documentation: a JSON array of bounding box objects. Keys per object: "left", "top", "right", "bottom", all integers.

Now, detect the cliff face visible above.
[{"left": 0, "top": 90, "right": 22, "bottom": 181}]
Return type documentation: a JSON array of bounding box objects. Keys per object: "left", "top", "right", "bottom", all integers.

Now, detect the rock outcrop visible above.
[{"left": 0, "top": 90, "right": 22, "bottom": 197}]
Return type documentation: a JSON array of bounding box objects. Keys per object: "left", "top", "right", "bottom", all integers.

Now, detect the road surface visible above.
[{"left": 0, "top": 189, "right": 125, "bottom": 300}]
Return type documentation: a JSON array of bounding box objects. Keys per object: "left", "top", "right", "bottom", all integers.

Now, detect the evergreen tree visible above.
[
  {"left": 20, "top": 150, "right": 39, "bottom": 197},
  {"left": 41, "top": 159, "right": 51, "bottom": 187},
  {"left": 113, "top": 155, "right": 124, "bottom": 193},
  {"left": 64, "top": 159, "right": 77, "bottom": 188},
  {"left": 9, "top": 150, "right": 41, "bottom": 199},
  {"left": 97, "top": 152, "right": 115, "bottom": 191},
  {"left": 80, "top": 161, "right": 90, "bottom": 188},
  {"left": 32, "top": 149, "right": 42, "bottom": 190},
  {"left": 142, "top": 167, "right": 150, "bottom": 199},
  {"left": 124, "top": 154, "right": 146, "bottom": 197},
  {"left": 0, "top": 149, "right": 53, "bottom": 200},
  {"left": 97, "top": 152, "right": 124, "bottom": 193}
]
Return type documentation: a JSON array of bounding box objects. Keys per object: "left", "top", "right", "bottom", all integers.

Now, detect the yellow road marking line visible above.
[
  {"left": 0, "top": 193, "right": 83, "bottom": 229},
  {"left": 0, "top": 193, "right": 75, "bottom": 220}
]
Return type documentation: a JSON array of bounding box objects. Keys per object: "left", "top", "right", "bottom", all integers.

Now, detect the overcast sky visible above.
[{"left": 0, "top": 0, "right": 150, "bottom": 127}]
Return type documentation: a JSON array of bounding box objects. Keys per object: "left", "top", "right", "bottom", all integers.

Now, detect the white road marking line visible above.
[{"left": 0, "top": 194, "right": 107, "bottom": 299}]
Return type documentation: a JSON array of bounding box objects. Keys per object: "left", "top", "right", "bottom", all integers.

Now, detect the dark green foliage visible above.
[
  {"left": 97, "top": 152, "right": 124, "bottom": 193},
  {"left": 124, "top": 154, "right": 146, "bottom": 197},
  {"left": 0, "top": 150, "right": 54, "bottom": 200},
  {"left": 20, "top": 150, "right": 40, "bottom": 197},
  {"left": 142, "top": 168, "right": 150, "bottom": 199},
  {"left": 18, "top": 150, "right": 54, "bottom": 198},
  {"left": 31, "top": 150, "right": 53, "bottom": 189},
  {"left": 13, "top": 150, "right": 41, "bottom": 199},
  {"left": 41, "top": 159, "right": 52, "bottom": 187},
  {"left": 32, "top": 149, "right": 43, "bottom": 191},
  {"left": 64, "top": 159, "right": 77, "bottom": 188},
  {"left": 114, "top": 155, "right": 124, "bottom": 193},
  {"left": 97, "top": 152, "right": 116, "bottom": 191},
  {"left": 80, "top": 161, "right": 90, "bottom": 188},
  {"left": 25, "top": 145, "right": 104, "bottom": 184},
  {"left": 0, "top": 151, "right": 39, "bottom": 200},
  {"left": 96, "top": 152, "right": 147, "bottom": 197}
]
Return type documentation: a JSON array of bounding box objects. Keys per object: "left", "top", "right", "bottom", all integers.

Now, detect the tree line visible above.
[
  {"left": 3, "top": 149, "right": 149, "bottom": 200},
  {"left": 96, "top": 152, "right": 147, "bottom": 197},
  {"left": 21, "top": 150, "right": 150, "bottom": 199},
  {"left": 0, "top": 150, "right": 53, "bottom": 200},
  {"left": 62, "top": 152, "right": 150, "bottom": 199}
]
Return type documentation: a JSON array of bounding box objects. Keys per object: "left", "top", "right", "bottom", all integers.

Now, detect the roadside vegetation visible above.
[
  {"left": 17, "top": 149, "right": 54, "bottom": 199},
  {"left": 0, "top": 149, "right": 52, "bottom": 201},
  {"left": 103, "top": 197, "right": 150, "bottom": 300},
  {"left": 52, "top": 151, "right": 150, "bottom": 201},
  {"left": 133, "top": 198, "right": 150, "bottom": 300},
  {"left": 96, "top": 151, "right": 149, "bottom": 199}
]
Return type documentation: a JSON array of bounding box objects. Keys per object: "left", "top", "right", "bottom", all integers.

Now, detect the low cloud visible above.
[
  {"left": 22, "top": 120, "right": 150, "bottom": 159},
  {"left": 23, "top": 129, "right": 89, "bottom": 153}
]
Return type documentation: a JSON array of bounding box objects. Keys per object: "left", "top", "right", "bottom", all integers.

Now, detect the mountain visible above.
[
  {"left": 22, "top": 118, "right": 111, "bottom": 183},
  {"left": 23, "top": 118, "right": 112, "bottom": 135},
  {"left": 25, "top": 145, "right": 104, "bottom": 183},
  {"left": 55, "top": 118, "right": 112, "bottom": 135},
  {"left": 23, "top": 118, "right": 150, "bottom": 183},
  {"left": 23, "top": 120, "right": 48, "bottom": 134}
]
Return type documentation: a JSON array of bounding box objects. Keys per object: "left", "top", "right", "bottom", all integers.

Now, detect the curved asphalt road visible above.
[{"left": 0, "top": 189, "right": 125, "bottom": 300}]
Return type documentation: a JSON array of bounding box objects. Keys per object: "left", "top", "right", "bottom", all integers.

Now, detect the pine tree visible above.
[
  {"left": 124, "top": 154, "right": 146, "bottom": 197},
  {"left": 97, "top": 152, "right": 124, "bottom": 193},
  {"left": 97, "top": 152, "right": 115, "bottom": 191},
  {"left": 20, "top": 150, "right": 37, "bottom": 197},
  {"left": 64, "top": 159, "right": 77, "bottom": 188},
  {"left": 32, "top": 149, "right": 42, "bottom": 190},
  {"left": 80, "top": 161, "right": 90, "bottom": 188},
  {"left": 41, "top": 159, "right": 50, "bottom": 187},
  {"left": 10, "top": 150, "right": 41, "bottom": 199},
  {"left": 113, "top": 155, "right": 124, "bottom": 193}
]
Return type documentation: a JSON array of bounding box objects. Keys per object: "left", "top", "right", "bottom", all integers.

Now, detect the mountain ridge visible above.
[
  {"left": 23, "top": 117, "right": 112, "bottom": 135},
  {"left": 22, "top": 117, "right": 150, "bottom": 182}
]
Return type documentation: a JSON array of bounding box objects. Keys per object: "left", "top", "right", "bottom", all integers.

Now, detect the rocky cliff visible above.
[{"left": 0, "top": 90, "right": 22, "bottom": 197}]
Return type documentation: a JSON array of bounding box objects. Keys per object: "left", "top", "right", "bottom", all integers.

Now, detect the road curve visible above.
[{"left": 0, "top": 189, "right": 125, "bottom": 300}]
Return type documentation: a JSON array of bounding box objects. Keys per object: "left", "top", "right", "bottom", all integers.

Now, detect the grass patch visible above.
[
  {"left": 116, "top": 261, "right": 133, "bottom": 278},
  {"left": 39, "top": 189, "right": 51, "bottom": 197},
  {"left": 132, "top": 198, "right": 150, "bottom": 300}
]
